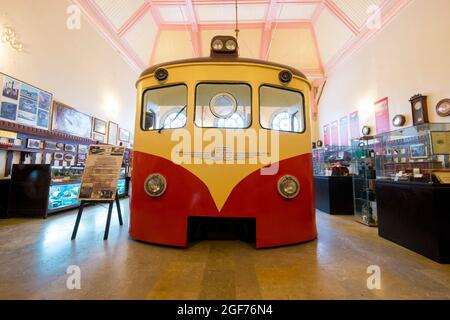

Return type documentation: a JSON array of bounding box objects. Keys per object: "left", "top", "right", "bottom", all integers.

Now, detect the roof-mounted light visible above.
[{"left": 210, "top": 36, "right": 239, "bottom": 58}]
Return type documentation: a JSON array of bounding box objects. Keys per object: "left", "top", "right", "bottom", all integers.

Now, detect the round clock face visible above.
[
  {"left": 414, "top": 101, "right": 422, "bottom": 110},
  {"left": 393, "top": 115, "right": 405, "bottom": 127},
  {"left": 437, "top": 99, "right": 450, "bottom": 117},
  {"left": 362, "top": 126, "right": 370, "bottom": 136}
]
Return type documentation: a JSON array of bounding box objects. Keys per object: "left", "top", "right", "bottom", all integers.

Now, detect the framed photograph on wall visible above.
[
  {"left": 410, "top": 144, "right": 428, "bottom": 159},
  {"left": 52, "top": 101, "right": 92, "bottom": 139},
  {"left": 93, "top": 118, "right": 107, "bottom": 135},
  {"left": 119, "top": 128, "right": 130, "bottom": 142},
  {"left": 27, "top": 139, "right": 42, "bottom": 149},
  {"left": 93, "top": 132, "right": 106, "bottom": 143},
  {"left": 44, "top": 141, "right": 58, "bottom": 150},
  {"left": 1, "top": 72, "right": 53, "bottom": 129},
  {"left": 108, "top": 121, "right": 119, "bottom": 145}
]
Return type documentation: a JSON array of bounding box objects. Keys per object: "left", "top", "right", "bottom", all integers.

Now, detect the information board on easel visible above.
[
  {"left": 72, "top": 145, "right": 126, "bottom": 241},
  {"left": 79, "top": 145, "right": 125, "bottom": 201}
]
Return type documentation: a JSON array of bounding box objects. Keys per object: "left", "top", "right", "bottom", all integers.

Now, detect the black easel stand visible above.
[{"left": 71, "top": 192, "right": 123, "bottom": 241}]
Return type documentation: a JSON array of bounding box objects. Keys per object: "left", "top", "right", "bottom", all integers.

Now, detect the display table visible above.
[
  {"left": 376, "top": 180, "right": 450, "bottom": 263},
  {"left": 314, "top": 175, "right": 354, "bottom": 215}
]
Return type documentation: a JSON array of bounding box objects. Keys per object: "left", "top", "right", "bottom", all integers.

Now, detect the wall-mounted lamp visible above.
[{"left": 1, "top": 25, "right": 23, "bottom": 51}]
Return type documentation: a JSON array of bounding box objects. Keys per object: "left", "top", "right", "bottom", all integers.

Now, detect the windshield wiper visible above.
[{"left": 158, "top": 105, "right": 187, "bottom": 133}]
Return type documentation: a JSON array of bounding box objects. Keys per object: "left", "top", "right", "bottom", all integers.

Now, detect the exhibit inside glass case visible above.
[
  {"left": 313, "top": 146, "right": 356, "bottom": 215},
  {"left": 375, "top": 123, "right": 450, "bottom": 183},
  {"left": 313, "top": 146, "right": 355, "bottom": 176},
  {"left": 373, "top": 124, "right": 450, "bottom": 263},
  {"left": 352, "top": 138, "right": 378, "bottom": 226}
]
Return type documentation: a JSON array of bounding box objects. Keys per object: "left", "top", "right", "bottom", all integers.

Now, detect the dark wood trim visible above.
[{"left": 0, "top": 120, "right": 95, "bottom": 144}]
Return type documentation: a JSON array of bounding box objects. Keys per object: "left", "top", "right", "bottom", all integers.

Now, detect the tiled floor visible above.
[{"left": 0, "top": 199, "right": 449, "bottom": 300}]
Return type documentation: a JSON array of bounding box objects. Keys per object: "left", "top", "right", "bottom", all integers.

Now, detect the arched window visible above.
[
  {"left": 217, "top": 113, "right": 245, "bottom": 128},
  {"left": 271, "top": 111, "right": 300, "bottom": 132},
  {"left": 163, "top": 110, "right": 187, "bottom": 129}
]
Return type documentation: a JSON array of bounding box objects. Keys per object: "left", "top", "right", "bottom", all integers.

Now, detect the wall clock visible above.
[
  {"left": 436, "top": 99, "right": 450, "bottom": 117},
  {"left": 362, "top": 126, "right": 371, "bottom": 136},
  {"left": 392, "top": 115, "right": 406, "bottom": 127},
  {"left": 409, "top": 94, "right": 429, "bottom": 125}
]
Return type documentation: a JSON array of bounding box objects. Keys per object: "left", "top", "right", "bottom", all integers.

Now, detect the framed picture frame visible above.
[
  {"left": 1, "top": 72, "right": 53, "bottom": 130},
  {"left": 27, "top": 139, "right": 41, "bottom": 149},
  {"left": 44, "top": 141, "right": 58, "bottom": 150},
  {"left": 108, "top": 121, "right": 119, "bottom": 145},
  {"left": 93, "top": 132, "right": 106, "bottom": 143},
  {"left": 410, "top": 144, "right": 428, "bottom": 159},
  {"left": 93, "top": 118, "right": 107, "bottom": 135},
  {"left": 54, "top": 153, "right": 64, "bottom": 161},
  {"left": 64, "top": 153, "right": 75, "bottom": 162},
  {"left": 56, "top": 142, "right": 65, "bottom": 151},
  {"left": 64, "top": 144, "right": 76, "bottom": 153},
  {"left": 119, "top": 128, "right": 130, "bottom": 142},
  {"left": 52, "top": 101, "right": 92, "bottom": 139}
]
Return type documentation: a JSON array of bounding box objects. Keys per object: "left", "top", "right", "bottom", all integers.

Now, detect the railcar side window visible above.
[
  {"left": 195, "top": 83, "right": 251, "bottom": 128},
  {"left": 142, "top": 85, "right": 187, "bottom": 130},
  {"left": 260, "top": 85, "right": 305, "bottom": 133}
]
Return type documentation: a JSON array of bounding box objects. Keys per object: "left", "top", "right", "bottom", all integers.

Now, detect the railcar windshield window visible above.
[
  {"left": 260, "top": 85, "right": 305, "bottom": 133},
  {"left": 142, "top": 85, "right": 187, "bottom": 131},
  {"left": 195, "top": 83, "right": 251, "bottom": 128}
]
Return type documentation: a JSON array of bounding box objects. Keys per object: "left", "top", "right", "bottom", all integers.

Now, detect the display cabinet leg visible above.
[
  {"left": 115, "top": 193, "right": 123, "bottom": 226},
  {"left": 104, "top": 202, "right": 114, "bottom": 240},
  {"left": 71, "top": 203, "right": 85, "bottom": 240}
]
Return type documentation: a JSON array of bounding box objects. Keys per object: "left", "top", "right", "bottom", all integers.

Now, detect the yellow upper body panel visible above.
[{"left": 134, "top": 61, "right": 312, "bottom": 210}]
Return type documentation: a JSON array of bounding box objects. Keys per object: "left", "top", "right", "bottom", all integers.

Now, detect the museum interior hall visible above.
[{"left": 0, "top": 0, "right": 449, "bottom": 302}]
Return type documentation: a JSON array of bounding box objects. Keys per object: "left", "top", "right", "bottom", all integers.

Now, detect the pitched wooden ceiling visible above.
[{"left": 74, "top": 0, "right": 411, "bottom": 80}]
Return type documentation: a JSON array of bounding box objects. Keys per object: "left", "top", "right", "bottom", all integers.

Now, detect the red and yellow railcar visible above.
[{"left": 130, "top": 36, "right": 317, "bottom": 248}]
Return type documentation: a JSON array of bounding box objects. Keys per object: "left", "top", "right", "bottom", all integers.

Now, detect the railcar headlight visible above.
[
  {"left": 212, "top": 39, "right": 224, "bottom": 51},
  {"left": 279, "top": 70, "right": 293, "bottom": 84},
  {"left": 144, "top": 174, "right": 167, "bottom": 197},
  {"left": 155, "top": 68, "right": 169, "bottom": 82},
  {"left": 277, "top": 175, "right": 300, "bottom": 199},
  {"left": 225, "top": 39, "right": 237, "bottom": 51}
]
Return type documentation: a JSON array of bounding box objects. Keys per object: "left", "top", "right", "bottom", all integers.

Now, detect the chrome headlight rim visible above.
[
  {"left": 212, "top": 39, "right": 224, "bottom": 51},
  {"left": 144, "top": 173, "right": 167, "bottom": 198},
  {"left": 225, "top": 39, "right": 237, "bottom": 51},
  {"left": 277, "top": 175, "right": 300, "bottom": 199}
]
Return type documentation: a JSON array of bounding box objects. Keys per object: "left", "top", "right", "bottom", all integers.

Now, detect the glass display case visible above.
[
  {"left": 375, "top": 123, "right": 450, "bottom": 184},
  {"left": 352, "top": 138, "right": 378, "bottom": 226},
  {"left": 313, "top": 146, "right": 355, "bottom": 176},
  {"left": 48, "top": 183, "right": 81, "bottom": 211},
  {"left": 48, "top": 166, "right": 84, "bottom": 212}
]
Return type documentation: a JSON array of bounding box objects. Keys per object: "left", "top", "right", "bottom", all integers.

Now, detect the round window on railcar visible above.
[{"left": 209, "top": 93, "right": 237, "bottom": 119}]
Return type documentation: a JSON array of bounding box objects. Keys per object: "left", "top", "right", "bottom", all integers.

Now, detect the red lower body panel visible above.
[{"left": 130, "top": 151, "right": 317, "bottom": 248}]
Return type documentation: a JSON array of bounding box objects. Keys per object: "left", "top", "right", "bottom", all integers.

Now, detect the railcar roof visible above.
[{"left": 139, "top": 57, "right": 308, "bottom": 80}]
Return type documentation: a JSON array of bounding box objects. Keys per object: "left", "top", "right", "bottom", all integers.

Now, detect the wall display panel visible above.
[
  {"left": 52, "top": 101, "right": 92, "bottom": 139},
  {"left": 375, "top": 97, "right": 390, "bottom": 134},
  {"left": 119, "top": 128, "right": 130, "bottom": 142},
  {"left": 339, "top": 116, "right": 349, "bottom": 146},
  {"left": 108, "top": 121, "right": 119, "bottom": 145},
  {"left": 0, "top": 73, "right": 52, "bottom": 130},
  {"left": 330, "top": 121, "right": 339, "bottom": 146},
  {"left": 93, "top": 118, "right": 107, "bottom": 135}
]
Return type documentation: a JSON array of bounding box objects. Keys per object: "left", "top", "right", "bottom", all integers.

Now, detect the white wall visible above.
[
  {"left": 316, "top": 0, "right": 450, "bottom": 142},
  {"left": 0, "top": 0, "right": 138, "bottom": 132}
]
